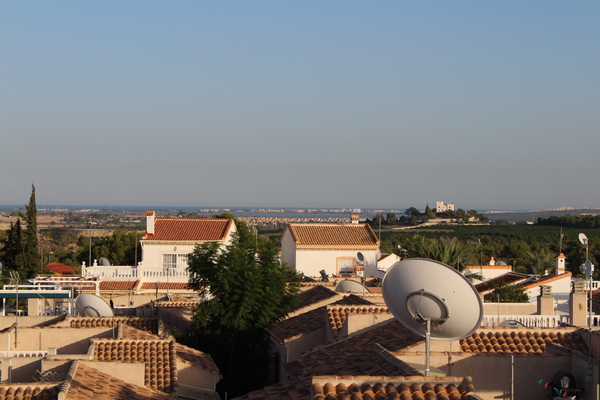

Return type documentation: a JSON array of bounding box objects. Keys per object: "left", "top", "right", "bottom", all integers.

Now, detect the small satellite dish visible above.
[
  {"left": 579, "top": 233, "right": 588, "bottom": 245},
  {"left": 580, "top": 260, "right": 595, "bottom": 279},
  {"left": 336, "top": 279, "right": 368, "bottom": 293},
  {"left": 99, "top": 257, "right": 111, "bottom": 266},
  {"left": 75, "top": 293, "right": 114, "bottom": 317},
  {"left": 498, "top": 319, "right": 527, "bottom": 328},
  {"left": 357, "top": 252, "right": 364, "bottom": 263},
  {"left": 382, "top": 258, "right": 483, "bottom": 376}
]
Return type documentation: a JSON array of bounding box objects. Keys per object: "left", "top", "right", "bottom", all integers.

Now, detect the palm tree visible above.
[{"left": 525, "top": 249, "right": 556, "bottom": 276}]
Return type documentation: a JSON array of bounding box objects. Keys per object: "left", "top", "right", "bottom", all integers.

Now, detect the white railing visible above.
[
  {"left": 38, "top": 306, "right": 72, "bottom": 316},
  {"left": 84, "top": 265, "right": 189, "bottom": 280},
  {"left": 84, "top": 266, "right": 139, "bottom": 278},
  {"left": 0, "top": 351, "right": 48, "bottom": 358},
  {"left": 482, "top": 315, "right": 563, "bottom": 328}
]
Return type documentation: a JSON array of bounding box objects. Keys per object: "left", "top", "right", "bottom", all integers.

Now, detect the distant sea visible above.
[{"left": 0, "top": 205, "right": 382, "bottom": 219}]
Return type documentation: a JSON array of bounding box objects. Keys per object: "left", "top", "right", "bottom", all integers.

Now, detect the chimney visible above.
[
  {"left": 350, "top": 214, "right": 360, "bottom": 224},
  {"left": 537, "top": 285, "right": 554, "bottom": 315},
  {"left": 555, "top": 253, "right": 567, "bottom": 275},
  {"left": 146, "top": 210, "right": 155, "bottom": 235},
  {"left": 569, "top": 281, "right": 587, "bottom": 327}
]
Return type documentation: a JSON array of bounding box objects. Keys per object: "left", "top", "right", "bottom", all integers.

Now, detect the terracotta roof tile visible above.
[
  {"left": 63, "top": 361, "right": 173, "bottom": 400},
  {"left": 233, "top": 375, "right": 313, "bottom": 400},
  {"left": 92, "top": 338, "right": 178, "bottom": 393},
  {"left": 116, "top": 325, "right": 221, "bottom": 380},
  {"left": 327, "top": 305, "right": 390, "bottom": 338},
  {"left": 0, "top": 383, "right": 61, "bottom": 400},
  {"left": 142, "top": 218, "right": 233, "bottom": 241},
  {"left": 267, "top": 295, "right": 375, "bottom": 344},
  {"left": 44, "top": 262, "right": 77, "bottom": 275},
  {"left": 459, "top": 328, "right": 589, "bottom": 355},
  {"left": 286, "top": 224, "right": 379, "bottom": 248},
  {"left": 312, "top": 376, "right": 476, "bottom": 400},
  {"left": 140, "top": 282, "right": 191, "bottom": 290},
  {"left": 69, "top": 316, "right": 158, "bottom": 334},
  {"left": 475, "top": 272, "right": 529, "bottom": 293},
  {"left": 293, "top": 286, "right": 338, "bottom": 311},
  {"left": 175, "top": 343, "right": 222, "bottom": 377},
  {"left": 98, "top": 280, "right": 139, "bottom": 291},
  {"left": 286, "top": 321, "right": 422, "bottom": 377}
]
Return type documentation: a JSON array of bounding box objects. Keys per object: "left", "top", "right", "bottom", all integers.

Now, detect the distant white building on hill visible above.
[{"left": 436, "top": 201, "right": 455, "bottom": 212}]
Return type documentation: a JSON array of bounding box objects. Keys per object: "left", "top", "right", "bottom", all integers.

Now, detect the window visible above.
[
  {"left": 337, "top": 257, "right": 355, "bottom": 275},
  {"left": 162, "top": 254, "right": 189, "bottom": 271}
]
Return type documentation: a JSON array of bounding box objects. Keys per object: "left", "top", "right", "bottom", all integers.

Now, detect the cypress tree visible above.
[
  {"left": 20, "top": 185, "right": 39, "bottom": 277},
  {"left": 1, "top": 220, "right": 24, "bottom": 268}
]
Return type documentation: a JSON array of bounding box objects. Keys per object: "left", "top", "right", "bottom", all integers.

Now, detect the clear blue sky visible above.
[{"left": 2, "top": 1, "right": 599, "bottom": 210}]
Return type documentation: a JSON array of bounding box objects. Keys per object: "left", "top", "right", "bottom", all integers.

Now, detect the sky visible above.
[{"left": 2, "top": 1, "right": 599, "bottom": 211}]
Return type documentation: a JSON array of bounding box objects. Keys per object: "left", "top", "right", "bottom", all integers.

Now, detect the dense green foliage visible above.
[
  {"left": 380, "top": 224, "right": 600, "bottom": 279},
  {"left": 182, "top": 217, "right": 302, "bottom": 398},
  {"left": 0, "top": 186, "right": 39, "bottom": 278},
  {"left": 77, "top": 230, "right": 143, "bottom": 266}
]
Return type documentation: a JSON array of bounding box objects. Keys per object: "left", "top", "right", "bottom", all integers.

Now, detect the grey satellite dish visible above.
[
  {"left": 336, "top": 279, "right": 368, "bottom": 293},
  {"left": 75, "top": 293, "right": 114, "bottom": 317},
  {"left": 579, "top": 233, "right": 588, "bottom": 245},
  {"left": 498, "top": 319, "right": 526, "bottom": 328},
  {"left": 382, "top": 258, "right": 483, "bottom": 376},
  {"left": 357, "top": 252, "right": 364, "bottom": 263},
  {"left": 99, "top": 257, "right": 111, "bottom": 266},
  {"left": 580, "top": 260, "right": 595, "bottom": 279}
]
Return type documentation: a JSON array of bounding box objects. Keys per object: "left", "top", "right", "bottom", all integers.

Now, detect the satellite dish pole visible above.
[{"left": 579, "top": 233, "right": 594, "bottom": 329}]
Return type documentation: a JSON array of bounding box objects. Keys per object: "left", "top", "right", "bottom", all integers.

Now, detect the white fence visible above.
[
  {"left": 84, "top": 265, "right": 189, "bottom": 280},
  {"left": 482, "top": 315, "right": 567, "bottom": 328},
  {"left": 0, "top": 351, "right": 48, "bottom": 358}
]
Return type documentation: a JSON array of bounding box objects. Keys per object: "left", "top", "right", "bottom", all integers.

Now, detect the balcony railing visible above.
[
  {"left": 0, "top": 351, "right": 48, "bottom": 358},
  {"left": 84, "top": 265, "right": 189, "bottom": 281}
]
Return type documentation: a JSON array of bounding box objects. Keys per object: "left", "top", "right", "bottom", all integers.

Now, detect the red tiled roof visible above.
[
  {"left": 92, "top": 339, "right": 177, "bottom": 393},
  {"left": 459, "top": 328, "right": 589, "bottom": 355},
  {"left": 0, "top": 383, "right": 60, "bottom": 400},
  {"left": 311, "top": 376, "right": 476, "bottom": 400},
  {"left": 285, "top": 224, "right": 379, "bottom": 249},
  {"left": 99, "top": 280, "right": 140, "bottom": 291},
  {"left": 44, "top": 262, "right": 77, "bottom": 275},
  {"left": 293, "top": 286, "right": 338, "bottom": 311},
  {"left": 140, "top": 282, "right": 191, "bottom": 290},
  {"left": 327, "top": 305, "right": 390, "bottom": 339},
  {"left": 69, "top": 316, "right": 158, "bottom": 334},
  {"left": 142, "top": 218, "right": 233, "bottom": 241},
  {"left": 285, "top": 320, "right": 422, "bottom": 377},
  {"left": 474, "top": 272, "right": 530, "bottom": 293},
  {"left": 63, "top": 361, "right": 174, "bottom": 400},
  {"left": 267, "top": 295, "right": 375, "bottom": 344}
]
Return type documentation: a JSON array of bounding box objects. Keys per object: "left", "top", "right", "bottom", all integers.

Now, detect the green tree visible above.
[
  {"left": 183, "top": 218, "right": 302, "bottom": 397},
  {"left": 524, "top": 249, "right": 556, "bottom": 276},
  {"left": 485, "top": 283, "right": 529, "bottom": 303},
  {"left": 1, "top": 220, "right": 24, "bottom": 268},
  {"left": 386, "top": 213, "right": 397, "bottom": 225},
  {"left": 85, "top": 230, "right": 143, "bottom": 266}
]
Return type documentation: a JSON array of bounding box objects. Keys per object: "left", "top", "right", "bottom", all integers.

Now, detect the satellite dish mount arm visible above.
[{"left": 406, "top": 289, "right": 449, "bottom": 376}]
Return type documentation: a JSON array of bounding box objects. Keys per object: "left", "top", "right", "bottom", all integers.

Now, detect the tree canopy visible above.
[{"left": 183, "top": 218, "right": 302, "bottom": 397}]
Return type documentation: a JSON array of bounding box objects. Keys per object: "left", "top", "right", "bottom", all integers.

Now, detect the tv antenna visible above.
[{"left": 382, "top": 258, "right": 483, "bottom": 376}]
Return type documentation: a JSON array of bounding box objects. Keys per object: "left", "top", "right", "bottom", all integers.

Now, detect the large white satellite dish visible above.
[
  {"left": 75, "top": 293, "right": 114, "bottom": 317},
  {"left": 382, "top": 258, "right": 483, "bottom": 375},
  {"left": 336, "top": 279, "right": 368, "bottom": 293}
]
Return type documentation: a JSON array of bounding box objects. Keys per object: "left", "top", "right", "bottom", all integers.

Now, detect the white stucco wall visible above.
[
  {"left": 280, "top": 231, "right": 297, "bottom": 270},
  {"left": 294, "top": 248, "right": 380, "bottom": 278}
]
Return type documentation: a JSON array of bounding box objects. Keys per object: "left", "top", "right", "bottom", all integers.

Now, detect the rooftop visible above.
[
  {"left": 285, "top": 223, "right": 379, "bottom": 248},
  {"left": 142, "top": 218, "right": 233, "bottom": 241}
]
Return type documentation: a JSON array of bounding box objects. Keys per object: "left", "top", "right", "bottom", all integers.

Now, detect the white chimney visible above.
[
  {"left": 555, "top": 253, "right": 567, "bottom": 275},
  {"left": 350, "top": 214, "right": 360, "bottom": 224},
  {"left": 146, "top": 210, "right": 155, "bottom": 235}
]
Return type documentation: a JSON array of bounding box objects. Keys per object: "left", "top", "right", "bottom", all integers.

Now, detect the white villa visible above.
[
  {"left": 82, "top": 210, "right": 237, "bottom": 284},
  {"left": 436, "top": 201, "right": 455, "bottom": 212},
  {"left": 280, "top": 218, "right": 380, "bottom": 278}
]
